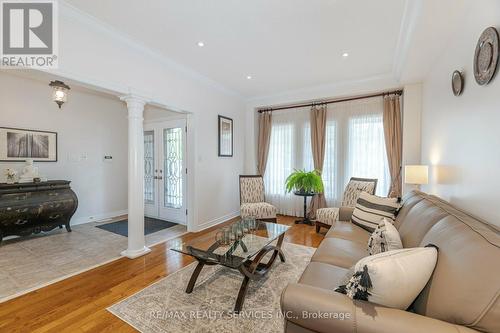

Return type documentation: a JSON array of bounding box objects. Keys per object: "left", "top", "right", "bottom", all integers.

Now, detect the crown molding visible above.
[
  {"left": 58, "top": 0, "right": 242, "bottom": 99},
  {"left": 392, "top": 0, "right": 423, "bottom": 82},
  {"left": 245, "top": 73, "right": 399, "bottom": 106}
]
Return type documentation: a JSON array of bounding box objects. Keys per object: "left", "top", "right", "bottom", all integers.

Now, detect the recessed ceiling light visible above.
[
  {"left": 342, "top": 52, "right": 349, "bottom": 58},
  {"left": 197, "top": 41, "right": 205, "bottom": 47},
  {"left": 246, "top": 75, "right": 252, "bottom": 80}
]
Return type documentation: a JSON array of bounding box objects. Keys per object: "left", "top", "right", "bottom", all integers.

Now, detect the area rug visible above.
[
  {"left": 96, "top": 217, "right": 177, "bottom": 237},
  {"left": 108, "top": 242, "right": 315, "bottom": 333}
]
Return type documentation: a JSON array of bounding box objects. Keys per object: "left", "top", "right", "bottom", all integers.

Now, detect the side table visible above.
[{"left": 293, "top": 191, "right": 316, "bottom": 225}]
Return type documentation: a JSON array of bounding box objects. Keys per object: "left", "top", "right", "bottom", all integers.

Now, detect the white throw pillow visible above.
[
  {"left": 367, "top": 218, "right": 403, "bottom": 255},
  {"left": 351, "top": 192, "right": 400, "bottom": 232},
  {"left": 335, "top": 246, "right": 438, "bottom": 310}
]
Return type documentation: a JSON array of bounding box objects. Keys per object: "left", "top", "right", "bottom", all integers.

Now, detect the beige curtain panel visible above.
[
  {"left": 308, "top": 104, "right": 327, "bottom": 218},
  {"left": 383, "top": 95, "right": 403, "bottom": 198},
  {"left": 257, "top": 111, "right": 272, "bottom": 175}
]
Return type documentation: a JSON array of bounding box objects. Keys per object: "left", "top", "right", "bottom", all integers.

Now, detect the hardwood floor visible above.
[{"left": 0, "top": 216, "right": 324, "bottom": 333}]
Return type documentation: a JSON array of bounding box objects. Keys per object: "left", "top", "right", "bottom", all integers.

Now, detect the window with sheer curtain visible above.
[{"left": 264, "top": 97, "right": 390, "bottom": 215}]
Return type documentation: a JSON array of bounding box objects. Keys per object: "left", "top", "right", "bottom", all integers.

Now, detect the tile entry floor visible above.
[{"left": 0, "top": 216, "right": 187, "bottom": 302}]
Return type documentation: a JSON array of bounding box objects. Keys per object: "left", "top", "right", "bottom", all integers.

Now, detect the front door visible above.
[{"left": 144, "top": 119, "right": 187, "bottom": 225}]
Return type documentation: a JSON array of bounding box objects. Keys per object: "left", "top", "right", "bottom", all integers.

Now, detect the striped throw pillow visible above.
[{"left": 351, "top": 192, "right": 400, "bottom": 232}]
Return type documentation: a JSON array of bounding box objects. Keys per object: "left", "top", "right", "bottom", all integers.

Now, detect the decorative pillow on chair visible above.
[
  {"left": 351, "top": 192, "right": 400, "bottom": 232},
  {"left": 367, "top": 218, "right": 403, "bottom": 255},
  {"left": 335, "top": 245, "right": 438, "bottom": 310}
]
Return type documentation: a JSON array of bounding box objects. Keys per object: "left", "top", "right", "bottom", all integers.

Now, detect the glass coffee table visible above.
[{"left": 170, "top": 220, "right": 290, "bottom": 312}]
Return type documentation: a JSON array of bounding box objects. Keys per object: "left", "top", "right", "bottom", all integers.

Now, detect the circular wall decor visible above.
[
  {"left": 451, "top": 70, "right": 464, "bottom": 96},
  {"left": 474, "top": 27, "right": 499, "bottom": 85}
]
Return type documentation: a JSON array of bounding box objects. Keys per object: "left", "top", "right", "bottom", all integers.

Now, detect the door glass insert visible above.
[
  {"left": 144, "top": 130, "right": 155, "bottom": 204},
  {"left": 164, "top": 128, "right": 183, "bottom": 209}
]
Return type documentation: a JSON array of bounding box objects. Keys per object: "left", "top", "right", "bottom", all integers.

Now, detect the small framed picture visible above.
[
  {"left": 0, "top": 127, "right": 58, "bottom": 162},
  {"left": 218, "top": 115, "right": 233, "bottom": 157}
]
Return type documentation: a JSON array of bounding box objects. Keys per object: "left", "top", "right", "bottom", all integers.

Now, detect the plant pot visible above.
[{"left": 294, "top": 189, "right": 315, "bottom": 196}]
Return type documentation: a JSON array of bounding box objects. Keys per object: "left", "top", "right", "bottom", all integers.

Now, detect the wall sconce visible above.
[{"left": 49, "top": 80, "right": 70, "bottom": 109}]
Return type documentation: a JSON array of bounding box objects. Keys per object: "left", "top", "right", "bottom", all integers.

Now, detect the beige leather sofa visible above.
[{"left": 281, "top": 191, "right": 500, "bottom": 333}]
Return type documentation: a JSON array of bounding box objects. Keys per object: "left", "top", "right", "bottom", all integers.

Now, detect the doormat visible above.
[{"left": 96, "top": 217, "right": 177, "bottom": 237}]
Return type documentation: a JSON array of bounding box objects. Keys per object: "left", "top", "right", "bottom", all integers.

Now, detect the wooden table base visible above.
[
  {"left": 184, "top": 233, "right": 286, "bottom": 313},
  {"left": 294, "top": 193, "right": 314, "bottom": 226}
]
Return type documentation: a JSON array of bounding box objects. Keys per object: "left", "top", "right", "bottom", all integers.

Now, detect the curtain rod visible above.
[{"left": 257, "top": 89, "right": 403, "bottom": 113}]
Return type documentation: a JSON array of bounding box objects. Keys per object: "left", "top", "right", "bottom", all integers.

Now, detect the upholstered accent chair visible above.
[
  {"left": 315, "top": 177, "right": 377, "bottom": 233},
  {"left": 239, "top": 175, "right": 277, "bottom": 223}
]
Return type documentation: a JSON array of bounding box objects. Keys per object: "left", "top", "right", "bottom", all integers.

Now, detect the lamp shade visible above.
[{"left": 405, "top": 165, "right": 429, "bottom": 185}]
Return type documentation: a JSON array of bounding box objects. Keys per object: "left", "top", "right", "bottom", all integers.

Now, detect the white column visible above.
[{"left": 120, "top": 95, "right": 151, "bottom": 259}]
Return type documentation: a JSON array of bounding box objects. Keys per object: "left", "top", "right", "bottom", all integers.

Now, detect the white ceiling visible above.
[{"left": 62, "top": 0, "right": 464, "bottom": 98}]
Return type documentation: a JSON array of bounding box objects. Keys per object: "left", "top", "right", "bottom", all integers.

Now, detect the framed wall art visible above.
[
  {"left": 0, "top": 127, "right": 58, "bottom": 162},
  {"left": 218, "top": 115, "right": 233, "bottom": 157}
]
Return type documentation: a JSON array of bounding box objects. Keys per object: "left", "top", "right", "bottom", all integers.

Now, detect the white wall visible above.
[
  {"left": 47, "top": 3, "right": 246, "bottom": 231},
  {"left": 402, "top": 83, "right": 422, "bottom": 195},
  {"left": 144, "top": 106, "right": 182, "bottom": 122},
  {"left": 0, "top": 73, "right": 128, "bottom": 224},
  {"left": 420, "top": 0, "right": 500, "bottom": 226}
]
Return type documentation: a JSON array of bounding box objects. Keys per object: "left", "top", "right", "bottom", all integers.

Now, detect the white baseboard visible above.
[
  {"left": 193, "top": 210, "right": 240, "bottom": 232},
  {"left": 72, "top": 209, "right": 240, "bottom": 232},
  {"left": 71, "top": 209, "right": 128, "bottom": 226}
]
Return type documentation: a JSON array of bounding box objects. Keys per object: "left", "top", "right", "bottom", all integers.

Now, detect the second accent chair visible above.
[
  {"left": 239, "top": 175, "right": 277, "bottom": 223},
  {"left": 315, "top": 177, "right": 378, "bottom": 233}
]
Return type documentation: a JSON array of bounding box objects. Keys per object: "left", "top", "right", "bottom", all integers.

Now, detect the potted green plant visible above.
[{"left": 285, "top": 169, "right": 324, "bottom": 194}]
